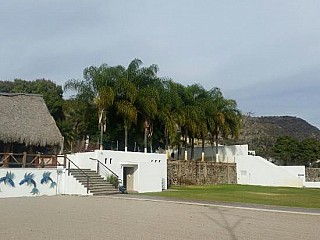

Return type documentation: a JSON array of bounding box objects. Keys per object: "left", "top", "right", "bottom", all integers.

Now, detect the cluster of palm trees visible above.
[{"left": 64, "top": 59, "right": 242, "bottom": 160}]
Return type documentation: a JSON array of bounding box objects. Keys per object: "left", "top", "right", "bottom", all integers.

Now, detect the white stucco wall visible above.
[
  {"left": 56, "top": 166, "right": 89, "bottom": 195},
  {"left": 0, "top": 167, "right": 88, "bottom": 198},
  {"left": 174, "top": 144, "right": 249, "bottom": 162},
  {"left": 0, "top": 168, "right": 58, "bottom": 198},
  {"left": 236, "top": 155, "right": 305, "bottom": 187},
  {"left": 67, "top": 150, "right": 167, "bottom": 193},
  {"left": 304, "top": 182, "right": 320, "bottom": 188},
  {"left": 218, "top": 145, "right": 248, "bottom": 163}
]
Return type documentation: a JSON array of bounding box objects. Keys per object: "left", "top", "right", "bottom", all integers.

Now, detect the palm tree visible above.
[
  {"left": 176, "top": 84, "right": 208, "bottom": 160},
  {"left": 207, "top": 88, "right": 241, "bottom": 162},
  {"left": 136, "top": 86, "right": 159, "bottom": 153},
  {"left": 114, "top": 61, "right": 139, "bottom": 152},
  {"left": 157, "top": 80, "right": 183, "bottom": 157},
  {"left": 129, "top": 60, "right": 160, "bottom": 153},
  {"left": 64, "top": 64, "right": 116, "bottom": 150}
]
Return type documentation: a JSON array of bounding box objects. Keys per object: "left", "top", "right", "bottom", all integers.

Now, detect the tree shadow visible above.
[{"left": 202, "top": 208, "right": 246, "bottom": 240}]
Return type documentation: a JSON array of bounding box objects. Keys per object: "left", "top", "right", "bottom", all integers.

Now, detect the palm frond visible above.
[
  {"left": 20, "top": 172, "right": 36, "bottom": 188},
  {"left": 19, "top": 178, "right": 28, "bottom": 185},
  {"left": 7, "top": 179, "right": 15, "bottom": 188},
  {"left": 6, "top": 171, "right": 15, "bottom": 181},
  {"left": 0, "top": 177, "right": 6, "bottom": 183},
  {"left": 41, "top": 172, "right": 52, "bottom": 184},
  {"left": 0, "top": 172, "right": 15, "bottom": 187},
  {"left": 31, "top": 187, "right": 39, "bottom": 195}
]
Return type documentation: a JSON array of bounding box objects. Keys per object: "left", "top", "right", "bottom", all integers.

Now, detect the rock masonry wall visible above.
[
  {"left": 306, "top": 168, "right": 320, "bottom": 182},
  {"left": 167, "top": 160, "right": 237, "bottom": 186}
]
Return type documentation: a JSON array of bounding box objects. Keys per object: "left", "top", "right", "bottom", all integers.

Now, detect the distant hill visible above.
[
  {"left": 230, "top": 116, "right": 320, "bottom": 156},
  {"left": 241, "top": 116, "right": 320, "bottom": 141}
]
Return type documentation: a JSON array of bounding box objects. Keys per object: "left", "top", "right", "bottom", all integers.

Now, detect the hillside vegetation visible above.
[
  {"left": 241, "top": 116, "right": 320, "bottom": 141},
  {"left": 233, "top": 116, "right": 320, "bottom": 165}
]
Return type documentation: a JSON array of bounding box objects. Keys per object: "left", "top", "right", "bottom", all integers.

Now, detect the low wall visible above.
[
  {"left": 170, "top": 145, "right": 248, "bottom": 162},
  {"left": 236, "top": 156, "right": 305, "bottom": 188},
  {"left": 0, "top": 168, "right": 58, "bottom": 198},
  {"left": 167, "top": 160, "right": 236, "bottom": 185},
  {"left": 0, "top": 167, "right": 88, "bottom": 198},
  {"left": 305, "top": 168, "right": 320, "bottom": 182}
]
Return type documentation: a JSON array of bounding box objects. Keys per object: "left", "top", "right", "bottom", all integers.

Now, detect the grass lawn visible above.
[{"left": 142, "top": 185, "right": 320, "bottom": 209}]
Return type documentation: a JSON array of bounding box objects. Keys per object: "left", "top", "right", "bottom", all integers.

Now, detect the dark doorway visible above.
[{"left": 123, "top": 167, "right": 135, "bottom": 191}]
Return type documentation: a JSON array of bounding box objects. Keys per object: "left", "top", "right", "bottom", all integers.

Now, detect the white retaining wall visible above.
[
  {"left": 0, "top": 168, "right": 58, "bottom": 198},
  {"left": 304, "top": 182, "right": 320, "bottom": 188},
  {"left": 236, "top": 155, "right": 305, "bottom": 187},
  {"left": 56, "top": 166, "right": 89, "bottom": 195},
  {"left": 218, "top": 145, "right": 248, "bottom": 163},
  {"left": 0, "top": 167, "right": 88, "bottom": 198},
  {"left": 173, "top": 144, "right": 249, "bottom": 162}
]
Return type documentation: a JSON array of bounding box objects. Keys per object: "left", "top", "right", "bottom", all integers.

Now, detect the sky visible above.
[{"left": 1, "top": 1, "right": 320, "bottom": 128}]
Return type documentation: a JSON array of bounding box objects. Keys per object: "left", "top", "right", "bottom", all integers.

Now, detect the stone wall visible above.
[
  {"left": 306, "top": 168, "right": 320, "bottom": 182},
  {"left": 167, "top": 160, "right": 237, "bottom": 186}
]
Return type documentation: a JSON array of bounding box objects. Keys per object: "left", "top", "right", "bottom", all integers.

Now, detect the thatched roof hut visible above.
[{"left": 0, "top": 93, "right": 63, "bottom": 149}]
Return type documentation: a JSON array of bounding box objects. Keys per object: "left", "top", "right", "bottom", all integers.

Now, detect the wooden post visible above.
[
  {"left": 3, "top": 154, "right": 9, "bottom": 168},
  {"left": 3, "top": 143, "right": 10, "bottom": 167},
  {"left": 40, "top": 156, "right": 45, "bottom": 168},
  {"left": 22, "top": 152, "right": 26, "bottom": 168},
  {"left": 35, "top": 152, "right": 39, "bottom": 166},
  {"left": 52, "top": 155, "right": 57, "bottom": 167},
  {"left": 63, "top": 154, "right": 66, "bottom": 168}
]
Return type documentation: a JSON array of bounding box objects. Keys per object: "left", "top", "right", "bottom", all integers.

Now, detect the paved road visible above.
[{"left": 0, "top": 195, "right": 319, "bottom": 240}]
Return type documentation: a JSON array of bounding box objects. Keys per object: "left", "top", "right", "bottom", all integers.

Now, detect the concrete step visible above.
[
  {"left": 69, "top": 168, "right": 120, "bottom": 196},
  {"left": 70, "top": 172, "right": 103, "bottom": 177},
  {"left": 74, "top": 175, "right": 104, "bottom": 179},
  {"left": 90, "top": 190, "right": 119, "bottom": 195},
  {"left": 77, "top": 178, "right": 110, "bottom": 184}
]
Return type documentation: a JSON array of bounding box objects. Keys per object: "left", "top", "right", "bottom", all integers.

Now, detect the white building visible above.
[
  {"left": 0, "top": 150, "right": 167, "bottom": 198},
  {"left": 66, "top": 150, "right": 167, "bottom": 193}
]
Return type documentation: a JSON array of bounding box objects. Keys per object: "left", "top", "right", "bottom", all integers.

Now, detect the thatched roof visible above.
[{"left": 0, "top": 93, "right": 63, "bottom": 147}]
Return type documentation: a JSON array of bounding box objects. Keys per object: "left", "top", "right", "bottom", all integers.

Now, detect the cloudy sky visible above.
[{"left": 1, "top": 1, "right": 320, "bottom": 128}]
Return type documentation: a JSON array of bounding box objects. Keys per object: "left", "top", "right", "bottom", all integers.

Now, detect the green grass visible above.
[{"left": 142, "top": 185, "right": 320, "bottom": 209}]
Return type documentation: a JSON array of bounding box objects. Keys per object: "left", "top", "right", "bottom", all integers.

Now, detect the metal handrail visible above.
[
  {"left": 66, "top": 156, "right": 90, "bottom": 194},
  {"left": 89, "top": 157, "right": 119, "bottom": 179}
]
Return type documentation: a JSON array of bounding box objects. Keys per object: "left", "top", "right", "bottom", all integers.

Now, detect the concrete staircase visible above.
[{"left": 69, "top": 169, "right": 119, "bottom": 196}]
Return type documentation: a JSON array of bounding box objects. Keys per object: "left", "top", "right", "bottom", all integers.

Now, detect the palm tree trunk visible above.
[
  {"left": 215, "top": 132, "right": 219, "bottom": 162},
  {"left": 165, "top": 129, "right": 169, "bottom": 150},
  {"left": 144, "top": 120, "right": 148, "bottom": 153},
  {"left": 165, "top": 129, "right": 169, "bottom": 159},
  {"left": 191, "top": 137, "right": 194, "bottom": 160},
  {"left": 100, "top": 122, "right": 103, "bottom": 150},
  {"left": 124, "top": 125, "right": 128, "bottom": 152},
  {"left": 184, "top": 129, "right": 188, "bottom": 160},
  {"left": 201, "top": 134, "right": 205, "bottom": 161}
]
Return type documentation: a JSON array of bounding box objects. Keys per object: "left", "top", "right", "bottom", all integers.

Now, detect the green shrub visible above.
[{"left": 106, "top": 175, "right": 119, "bottom": 188}]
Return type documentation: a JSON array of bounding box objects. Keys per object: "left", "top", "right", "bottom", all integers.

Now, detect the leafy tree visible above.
[
  {"left": 271, "top": 136, "right": 320, "bottom": 166},
  {"left": 272, "top": 136, "right": 299, "bottom": 165},
  {"left": 59, "top": 99, "right": 97, "bottom": 152},
  {"left": 298, "top": 139, "right": 320, "bottom": 165},
  {"left": 0, "top": 79, "right": 64, "bottom": 121}
]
